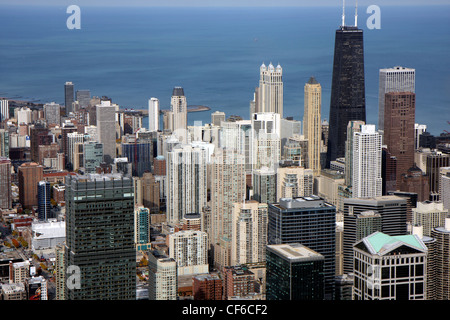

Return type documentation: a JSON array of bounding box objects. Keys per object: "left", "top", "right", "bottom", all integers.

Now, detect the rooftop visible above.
[
  {"left": 274, "top": 196, "right": 333, "bottom": 210},
  {"left": 360, "top": 231, "right": 427, "bottom": 255},
  {"left": 268, "top": 243, "right": 324, "bottom": 262}
]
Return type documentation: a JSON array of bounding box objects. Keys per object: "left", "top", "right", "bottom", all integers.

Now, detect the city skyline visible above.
[{"left": 0, "top": 0, "right": 449, "bottom": 307}]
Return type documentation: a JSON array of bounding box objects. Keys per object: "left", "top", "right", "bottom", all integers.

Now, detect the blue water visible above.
[{"left": 0, "top": 5, "right": 449, "bottom": 135}]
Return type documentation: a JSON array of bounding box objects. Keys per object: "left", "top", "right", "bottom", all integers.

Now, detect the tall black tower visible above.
[{"left": 326, "top": 5, "right": 366, "bottom": 167}]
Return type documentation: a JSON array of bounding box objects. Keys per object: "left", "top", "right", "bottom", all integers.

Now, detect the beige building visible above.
[
  {"left": 171, "top": 87, "right": 188, "bottom": 143},
  {"left": 9, "top": 261, "right": 30, "bottom": 284},
  {"left": 1, "top": 283, "right": 27, "bottom": 300},
  {"left": 413, "top": 201, "right": 449, "bottom": 237},
  {"left": 148, "top": 250, "right": 178, "bottom": 300},
  {"left": 316, "top": 169, "right": 345, "bottom": 211},
  {"left": 276, "top": 166, "right": 313, "bottom": 202},
  {"left": 303, "top": 77, "right": 322, "bottom": 176},
  {"left": 210, "top": 148, "right": 246, "bottom": 268},
  {"left": 231, "top": 201, "right": 268, "bottom": 266}
]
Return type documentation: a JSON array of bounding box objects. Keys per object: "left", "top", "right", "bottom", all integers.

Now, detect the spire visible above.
[
  {"left": 354, "top": 0, "right": 358, "bottom": 27},
  {"left": 342, "top": 0, "right": 345, "bottom": 27}
]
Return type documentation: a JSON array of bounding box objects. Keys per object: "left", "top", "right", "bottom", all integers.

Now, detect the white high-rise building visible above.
[
  {"left": 352, "top": 125, "right": 382, "bottom": 198},
  {"left": 251, "top": 112, "right": 281, "bottom": 173},
  {"left": 166, "top": 144, "right": 208, "bottom": 223},
  {"left": 148, "top": 97, "right": 159, "bottom": 132},
  {"left": 171, "top": 87, "right": 187, "bottom": 142},
  {"left": 258, "top": 63, "right": 283, "bottom": 116},
  {"left": 231, "top": 200, "right": 268, "bottom": 266},
  {"left": 168, "top": 230, "right": 208, "bottom": 276},
  {"left": 414, "top": 123, "right": 427, "bottom": 150},
  {"left": 378, "top": 66, "right": 415, "bottom": 132},
  {"left": 0, "top": 99, "right": 9, "bottom": 122},
  {"left": 67, "top": 132, "right": 85, "bottom": 169},
  {"left": 96, "top": 100, "right": 118, "bottom": 163},
  {"left": 345, "top": 120, "right": 365, "bottom": 187},
  {"left": 17, "top": 107, "right": 32, "bottom": 125},
  {"left": 220, "top": 120, "right": 252, "bottom": 174}
]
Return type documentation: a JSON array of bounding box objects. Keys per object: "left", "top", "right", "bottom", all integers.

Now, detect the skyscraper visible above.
[
  {"left": 148, "top": 250, "right": 177, "bottom": 300},
  {"left": 252, "top": 167, "right": 277, "bottom": 204},
  {"left": 342, "top": 210, "right": 382, "bottom": 274},
  {"left": 326, "top": 7, "right": 366, "bottom": 167},
  {"left": 257, "top": 63, "right": 283, "bottom": 116},
  {"left": 352, "top": 124, "right": 382, "bottom": 198},
  {"left": 251, "top": 112, "right": 281, "bottom": 172},
  {"left": 134, "top": 206, "right": 151, "bottom": 251},
  {"left": 426, "top": 151, "right": 450, "bottom": 201},
  {"left": 220, "top": 119, "right": 252, "bottom": 174},
  {"left": 413, "top": 201, "right": 449, "bottom": 237},
  {"left": 303, "top": 76, "right": 322, "bottom": 176},
  {"left": 276, "top": 166, "right": 314, "bottom": 202},
  {"left": 148, "top": 97, "right": 160, "bottom": 132},
  {"left": 76, "top": 89, "right": 91, "bottom": 108},
  {"left": 166, "top": 144, "right": 208, "bottom": 223},
  {"left": 171, "top": 87, "right": 187, "bottom": 142},
  {"left": 266, "top": 243, "right": 325, "bottom": 300},
  {"left": 383, "top": 92, "right": 416, "bottom": 186},
  {"left": 268, "top": 196, "right": 336, "bottom": 299},
  {"left": 64, "top": 82, "right": 74, "bottom": 115},
  {"left": 18, "top": 162, "right": 44, "bottom": 209},
  {"left": 121, "top": 134, "right": 153, "bottom": 177},
  {"left": 83, "top": 141, "right": 103, "bottom": 173},
  {"left": 231, "top": 200, "right": 268, "bottom": 266},
  {"left": 430, "top": 219, "right": 450, "bottom": 300},
  {"left": 210, "top": 148, "right": 246, "bottom": 268},
  {"left": 343, "top": 196, "right": 408, "bottom": 236},
  {"left": 37, "top": 181, "right": 51, "bottom": 221},
  {"left": 0, "top": 129, "right": 9, "bottom": 158},
  {"left": 43, "top": 102, "right": 61, "bottom": 126},
  {"left": 0, "top": 99, "right": 9, "bottom": 123},
  {"left": 353, "top": 231, "right": 427, "bottom": 300},
  {"left": 378, "top": 66, "right": 415, "bottom": 133},
  {"left": 96, "top": 100, "right": 117, "bottom": 164},
  {"left": 168, "top": 230, "right": 208, "bottom": 276},
  {"left": 344, "top": 120, "right": 365, "bottom": 187},
  {"left": 0, "top": 157, "right": 11, "bottom": 209},
  {"left": 64, "top": 173, "right": 136, "bottom": 300}
]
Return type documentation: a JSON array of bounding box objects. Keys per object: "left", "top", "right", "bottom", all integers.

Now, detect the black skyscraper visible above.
[{"left": 326, "top": 24, "right": 366, "bottom": 167}]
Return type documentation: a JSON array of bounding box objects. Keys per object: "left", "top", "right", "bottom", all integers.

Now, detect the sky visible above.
[{"left": 0, "top": 0, "right": 449, "bottom": 7}]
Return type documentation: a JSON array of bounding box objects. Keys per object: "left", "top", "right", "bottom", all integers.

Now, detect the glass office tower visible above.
[
  {"left": 266, "top": 243, "right": 324, "bottom": 300},
  {"left": 64, "top": 173, "right": 136, "bottom": 300},
  {"left": 268, "top": 196, "right": 336, "bottom": 299}
]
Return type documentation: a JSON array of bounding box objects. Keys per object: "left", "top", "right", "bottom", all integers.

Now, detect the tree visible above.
[{"left": 11, "top": 238, "right": 20, "bottom": 248}]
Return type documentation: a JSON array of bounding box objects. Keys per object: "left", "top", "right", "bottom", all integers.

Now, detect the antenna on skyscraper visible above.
[
  {"left": 354, "top": 0, "right": 358, "bottom": 27},
  {"left": 342, "top": 0, "right": 346, "bottom": 27}
]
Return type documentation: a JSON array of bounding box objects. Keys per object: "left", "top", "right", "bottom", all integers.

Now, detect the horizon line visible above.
[{"left": 1, "top": 3, "right": 449, "bottom": 7}]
